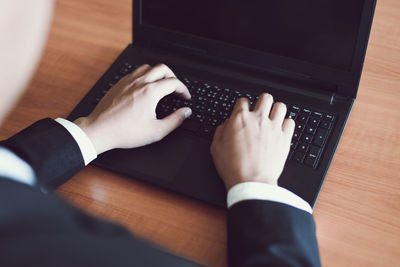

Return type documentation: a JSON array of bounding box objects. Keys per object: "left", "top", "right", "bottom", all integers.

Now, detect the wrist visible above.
[{"left": 74, "top": 117, "right": 109, "bottom": 155}]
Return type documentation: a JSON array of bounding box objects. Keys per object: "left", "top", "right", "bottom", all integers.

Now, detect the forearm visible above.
[
  {"left": 0, "top": 118, "right": 90, "bottom": 191},
  {"left": 228, "top": 200, "right": 320, "bottom": 267}
]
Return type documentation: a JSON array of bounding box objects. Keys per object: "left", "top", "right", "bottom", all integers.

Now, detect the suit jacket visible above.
[{"left": 0, "top": 118, "right": 320, "bottom": 266}]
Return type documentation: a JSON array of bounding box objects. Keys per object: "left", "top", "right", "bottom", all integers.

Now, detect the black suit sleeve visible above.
[
  {"left": 228, "top": 200, "right": 321, "bottom": 267},
  {"left": 0, "top": 118, "right": 320, "bottom": 267},
  {"left": 0, "top": 118, "right": 85, "bottom": 191},
  {"left": 0, "top": 119, "right": 204, "bottom": 266},
  {"left": 0, "top": 179, "right": 204, "bottom": 267}
]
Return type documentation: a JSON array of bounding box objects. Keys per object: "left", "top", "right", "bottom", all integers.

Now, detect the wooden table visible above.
[{"left": 1, "top": 0, "right": 399, "bottom": 266}]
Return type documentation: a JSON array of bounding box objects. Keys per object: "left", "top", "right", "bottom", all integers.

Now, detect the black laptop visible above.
[{"left": 67, "top": 0, "right": 376, "bottom": 208}]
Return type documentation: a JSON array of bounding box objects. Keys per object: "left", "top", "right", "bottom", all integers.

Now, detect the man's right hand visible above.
[{"left": 210, "top": 94, "right": 295, "bottom": 190}]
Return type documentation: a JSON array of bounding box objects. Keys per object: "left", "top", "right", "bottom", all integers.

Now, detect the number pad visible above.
[{"left": 287, "top": 103, "right": 336, "bottom": 169}]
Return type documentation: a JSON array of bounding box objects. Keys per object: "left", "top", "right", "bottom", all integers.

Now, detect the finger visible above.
[
  {"left": 130, "top": 64, "right": 151, "bottom": 80},
  {"left": 282, "top": 118, "right": 295, "bottom": 140},
  {"left": 269, "top": 102, "right": 287, "bottom": 123},
  {"left": 142, "top": 63, "right": 176, "bottom": 83},
  {"left": 232, "top": 97, "right": 250, "bottom": 115},
  {"left": 211, "top": 121, "right": 227, "bottom": 155},
  {"left": 157, "top": 107, "right": 192, "bottom": 138},
  {"left": 253, "top": 93, "right": 273, "bottom": 118},
  {"left": 149, "top": 77, "right": 191, "bottom": 100}
]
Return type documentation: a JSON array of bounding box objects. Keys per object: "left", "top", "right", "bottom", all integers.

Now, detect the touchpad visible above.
[{"left": 96, "top": 132, "right": 195, "bottom": 182}]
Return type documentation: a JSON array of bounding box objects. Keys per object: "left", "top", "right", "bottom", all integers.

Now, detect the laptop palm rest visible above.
[
  {"left": 95, "top": 130, "right": 227, "bottom": 207},
  {"left": 96, "top": 131, "right": 196, "bottom": 183}
]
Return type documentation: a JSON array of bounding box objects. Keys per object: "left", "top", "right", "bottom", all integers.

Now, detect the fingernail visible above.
[{"left": 184, "top": 108, "right": 192, "bottom": 119}]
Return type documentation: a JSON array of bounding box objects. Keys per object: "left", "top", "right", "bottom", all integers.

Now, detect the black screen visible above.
[{"left": 143, "top": 0, "right": 365, "bottom": 70}]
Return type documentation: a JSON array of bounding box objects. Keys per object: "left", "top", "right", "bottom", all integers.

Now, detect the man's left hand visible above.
[{"left": 74, "top": 64, "right": 192, "bottom": 155}]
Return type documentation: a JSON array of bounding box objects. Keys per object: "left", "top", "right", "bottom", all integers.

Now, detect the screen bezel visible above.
[{"left": 133, "top": 0, "right": 376, "bottom": 98}]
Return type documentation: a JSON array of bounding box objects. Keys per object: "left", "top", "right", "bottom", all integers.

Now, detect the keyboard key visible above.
[
  {"left": 296, "top": 122, "right": 305, "bottom": 131},
  {"left": 183, "top": 100, "right": 192, "bottom": 107},
  {"left": 313, "top": 129, "right": 328, "bottom": 147},
  {"left": 309, "top": 116, "right": 320, "bottom": 127},
  {"left": 287, "top": 106, "right": 299, "bottom": 119},
  {"left": 291, "top": 140, "right": 298, "bottom": 150},
  {"left": 308, "top": 146, "right": 321, "bottom": 158},
  {"left": 210, "top": 100, "right": 219, "bottom": 108},
  {"left": 302, "top": 134, "right": 313, "bottom": 143},
  {"left": 305, "top": 125, "right": 317, "bottom": 135},
  {"left": 304, "top": 155, "right": 318, "bottom": 167},
  {"left": 297, "top": 113, "right": 309, "bottom": 123},
  {"left": 320, "top": 120, "right": 332, "bottom": 129},
  {"left": 291, "top": 106, "right": 301, "bottom": 112},
  {"left": 182, "top": 76, "right": 189, "bottom": 82},
  {"left": 120, "top": 67, "right": 131, "bottom": 75},
  {"left": 293, "top": 131, "right": 301, "bottom": 140},
  {"left": 288, "top": 111, "right": 298, "bottom": 120},
  {"left": 207, "top": 117, "right": 219, "bottom": 127},
  {"left": 305, "top": 146, "right": 321, "bottom": 168},
  {"left": 293, "top": 151, "right": 305, "bottom": 163},
  {"left": 298, "top": 142, "right": 309, "bottom": 153},
  {"left": 113, "top": 75, "right": 122, "bottom": 81},
  {"left": 324, "top": 114, "right": 335, "bottom": 122},
  {"left": 123, "top": 62, "right": 133, "bottom": 69},
  {"left": 312, "top": 111, "right": 323, "bottom": 118},
  {"left": 232, "top": 90, "right": 243, "bottom": 98},
  {"left": 194, "top": 114, "right": 206, "bottom": 123},
  {"left": 214, "top": 86, "right": 222, "bottom": 92},
  {"left": 219, "top": 111, "right": 229, "bottom": 120}
]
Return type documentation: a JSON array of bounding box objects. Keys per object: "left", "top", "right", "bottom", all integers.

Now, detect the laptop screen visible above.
[{"left": 142, "top": 0, "right": 366, "bottom": 71}]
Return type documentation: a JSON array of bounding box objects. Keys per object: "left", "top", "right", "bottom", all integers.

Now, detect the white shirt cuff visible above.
[
  {"left": 0, "top": 147, "right": 36, "bottom": 186},
  {"left": 227, "top": 182, "right": 313, "bottom": 214},
  {"left": 55, "top": 118, "right": 97, "bottom": 165}
]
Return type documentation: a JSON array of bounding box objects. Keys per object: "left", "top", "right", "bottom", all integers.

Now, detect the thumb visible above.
[{"left": 158, "top": 107, "right": 192, "bottom": 136}]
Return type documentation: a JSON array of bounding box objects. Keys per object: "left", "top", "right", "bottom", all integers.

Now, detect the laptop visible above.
[{"left": 67, "top": 0, "right": 377, "bottom": 208}]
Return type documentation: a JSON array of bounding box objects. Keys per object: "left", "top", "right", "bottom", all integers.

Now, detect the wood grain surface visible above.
[{"left": 0, "top": 0, "right": 399, "bottom": 266}]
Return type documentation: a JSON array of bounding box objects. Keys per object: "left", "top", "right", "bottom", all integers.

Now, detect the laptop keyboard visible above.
[{"left": 92, "top": 62, "right": 336, "bottom": 169}]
